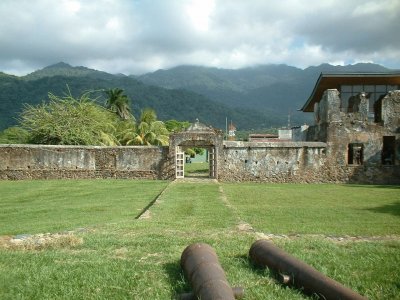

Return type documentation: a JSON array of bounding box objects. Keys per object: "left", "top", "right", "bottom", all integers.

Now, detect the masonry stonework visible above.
[
  {"left": 219, "top": 141, "right": 327, "bottom": 182},
  {"left": 305, "top": 89, "right": 400, "bottom": 184},
  {"left": 0, "top": 145, "right": 168, "bottom": 180}
]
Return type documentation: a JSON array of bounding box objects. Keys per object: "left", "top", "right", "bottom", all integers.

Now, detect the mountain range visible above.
[{"left": 0, "top": 62, "right": 394, "bottom": 131}]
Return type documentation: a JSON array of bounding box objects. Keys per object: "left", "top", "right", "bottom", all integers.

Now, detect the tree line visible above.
[{"left": 0, "top": 87, "right": 190, "bottom": 146}]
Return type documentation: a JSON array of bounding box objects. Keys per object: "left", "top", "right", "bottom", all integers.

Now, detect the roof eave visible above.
[{"left": 301, "top": 72, "right": 400, "bottom": 112}]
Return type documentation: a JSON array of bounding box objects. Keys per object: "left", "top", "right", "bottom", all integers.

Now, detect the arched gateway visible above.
[{"left": 169, "top": 120, "right": 224, "bottom": 179}]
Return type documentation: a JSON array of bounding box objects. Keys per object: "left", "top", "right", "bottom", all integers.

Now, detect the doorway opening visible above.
[
  {"left": 185, "top": 147, "right": 210, "bottom": 178},
  {"left": 382, "top": 136, "right": 395, "bottom": 165},
  {"left": 175, "top": 145, "right": 217, "bottom": 179},
  {"left": 171, "top": 119, "right": 222, "bottom": 180},
  {"left": 348, "top": 143, "right": 363, "bottom": 165}
]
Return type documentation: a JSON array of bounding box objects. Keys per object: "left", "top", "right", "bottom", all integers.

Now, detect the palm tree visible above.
[
  {"left": 127, "top": 108, "right": 169, "bottom": 146},
  {"left": 105, "top": 88, "right": 133, "bottom": 120}
]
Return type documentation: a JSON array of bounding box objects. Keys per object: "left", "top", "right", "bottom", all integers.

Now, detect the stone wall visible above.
[
  {"left": 219, "top": 141, "right": 328, "bottom": 182},
  {"left": 0, "top": 144, "right": 169, "bottom": 180},
  {"left": 305, "top": 89, "right": 400, "bottom": 184},
  {"left": 1, "top": 141, "right": 398, "bottom": 184},
  {"left": 382, "top": 90, "right": 400, "bottom": 132}
]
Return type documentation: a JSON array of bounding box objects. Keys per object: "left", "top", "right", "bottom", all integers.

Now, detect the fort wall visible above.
[
  {"left": 0, "top": 144, "right": 169, "bottom": 180},
  {"left": 0, "top": 141, "right": 399, "bottom": 183}
]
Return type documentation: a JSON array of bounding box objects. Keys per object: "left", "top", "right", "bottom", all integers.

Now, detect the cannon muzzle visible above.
[
  {"left": 249, "top": 239, "right": 366, "bottom": 300},
  {"left": 180, "top": 243, "right": 244, "bottom": 300}
]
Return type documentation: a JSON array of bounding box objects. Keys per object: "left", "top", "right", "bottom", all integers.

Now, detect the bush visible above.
[
  {"left": 0, "top": 127, "right": 29, "bottom": 144},
  {"left": 20, "top": 91, "right": 119, "bottom": 145}
]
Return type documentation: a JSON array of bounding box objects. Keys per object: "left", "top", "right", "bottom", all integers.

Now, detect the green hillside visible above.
[
  {"left": 0, "top": 63, "right": 279, "bottom": 131},
  {"left": 1, "top": 62, "right": 393, "bottom": 132},
  {"left": 137, "top": 63, "right": 392, "bottom": 125}
]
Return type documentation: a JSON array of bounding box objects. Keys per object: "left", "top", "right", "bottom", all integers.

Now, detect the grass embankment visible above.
[{"left": 0, "top": 181, "right": 399, "bottom": 299}]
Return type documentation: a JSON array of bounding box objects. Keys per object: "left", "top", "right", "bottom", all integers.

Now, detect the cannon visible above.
[
  {"left": 179, "top": 243, "right": 244, "bottom": 300},
  {"left": 249, "top": 239, "right": 366, "bottom": 300}
]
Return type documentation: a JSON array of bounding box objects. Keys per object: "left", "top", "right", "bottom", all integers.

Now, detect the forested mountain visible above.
[
  {"left": 0, "top": 63, "right": 275, "bottom": 131},
  {"left": 137, "top": 63, "right": 392, "bottom": 126},
  {"left": 0, "top": 62, "right": 394, "bottom": 131}
]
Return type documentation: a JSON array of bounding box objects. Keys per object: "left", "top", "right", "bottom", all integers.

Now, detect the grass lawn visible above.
[
  {"left": 0, "top": 181, "right": 399, "bottom": 299},
  {"left": 222, "top": 183, "right": 400, "bottom": 236},
  {"left": 0, "top": 180, "right": 169, "bottom": 235},
  {"left": 184, "top": 161, "right": 209, "bottom": 177}
]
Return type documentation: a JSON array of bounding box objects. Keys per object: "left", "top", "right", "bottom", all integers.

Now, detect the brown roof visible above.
[{"left": 300, "top": 72, "right": 400, "bottom": 112}]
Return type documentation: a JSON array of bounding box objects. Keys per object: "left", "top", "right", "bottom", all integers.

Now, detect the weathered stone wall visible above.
[
  {"left": 0, "top": 145, "right": 169, "bottom": 180},
  {"left": 305, "top": 89, "right": 400, "bottom": 184},
  {"left": 219, "top": 141, "right": 329, "bottom": 182},
  {"left": 382, "top": 90, "right": 400, "bottom": 132},
  {"left": 1, "top": 141, "right": 398, "bottom": 183}
]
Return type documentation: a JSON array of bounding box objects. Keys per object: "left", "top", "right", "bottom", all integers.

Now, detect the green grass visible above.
[
  {"left": 0, "top": 179, "right": 169, "bottom": 234},
  {"left": 184, "top": 162, "right": 209, "bottom": 176},
  {"left": 222, "top": 183, "right": 400, "bottom": 236},
  {"left": 0, "top": 181, "right": 399, "bottom": 299}
]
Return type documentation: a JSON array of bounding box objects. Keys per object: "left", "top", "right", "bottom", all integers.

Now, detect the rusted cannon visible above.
[
  {"left": 179, "top": 243, "right": 244, "bottom": 300},
  {"left": 249, "top": 239, "right": 366, "bottom": 300}
]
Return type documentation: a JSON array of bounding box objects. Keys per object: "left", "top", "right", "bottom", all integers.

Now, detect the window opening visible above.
[
  {"left": 340, "top": 84, "right": 400, "bottom": 113},
  {"left": 374, "top": 95, "right": 385, "bottom": 123},
  {"left": 348, "top": 143, "right": 363, "bottom": 165},
  {"left": 382, "top": 136, "right": 395, "bottom": 165}
]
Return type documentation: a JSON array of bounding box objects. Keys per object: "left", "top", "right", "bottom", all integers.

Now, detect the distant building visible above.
[
  {"left": 228, "top": 122, "right": 236, "bottom": 141},
  {"left": 278, "top": 129, "right": 292, "bottom": 140},
  {"left": 248, "top": 133, "right": 278, "bottom": 142},
  {"left": 248, "top": 130, "right": 292, "bottom": 142}
]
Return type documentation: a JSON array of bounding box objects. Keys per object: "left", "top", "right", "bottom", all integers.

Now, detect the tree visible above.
[
  {"left": 105, "top": 88, "right": 133, "bottom": 120},
  {"left": 125, "top": 108, "right": 169, "bottom": 146},
  {"left": 19, "top": 91, "right": 119, "bottom": 145}
]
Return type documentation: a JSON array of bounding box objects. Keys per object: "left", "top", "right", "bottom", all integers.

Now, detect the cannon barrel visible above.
[
  {"left": 249, "top": 240, "right": 366, "bottom": 300},
  {"left": 180, "top": 243, "right": 243, "bottom": 300}
]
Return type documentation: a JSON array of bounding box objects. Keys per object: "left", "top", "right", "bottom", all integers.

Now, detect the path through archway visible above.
[{"left": 169, "top": 120, "right": 223, "bottom": 180}]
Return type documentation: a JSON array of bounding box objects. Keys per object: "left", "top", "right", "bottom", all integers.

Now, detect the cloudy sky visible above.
[{"left": 1, "top": 0, "right": 399, "bottom": 76}]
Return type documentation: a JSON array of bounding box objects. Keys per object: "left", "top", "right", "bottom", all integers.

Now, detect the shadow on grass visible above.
[
  {"left": 134, "top": 183, "right": 171, "bottom": 219},
  {"left": 163, "top": 261, "right": 191, "bottom": 299},
  {"left": 237, "top": 254, "right": 314, "bottom": 299},
  {"left": 365, "top": 201, "right": 400, "bottom": 217},
  {"left": 344, "top": 183, "right": 400, "bottom": 189}
]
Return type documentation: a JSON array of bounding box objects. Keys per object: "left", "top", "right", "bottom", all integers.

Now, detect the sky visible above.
[{"left": 1, "top": 0, "right": 399, "bottom": 76}]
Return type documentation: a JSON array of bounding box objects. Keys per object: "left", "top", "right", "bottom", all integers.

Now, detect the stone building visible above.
[{"left": 299, "top": 72, "right": 400, "bottom": 184}]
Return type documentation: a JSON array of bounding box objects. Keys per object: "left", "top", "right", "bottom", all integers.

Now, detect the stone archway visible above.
[{"left": 169, "top": 120, "right": 223, "bottom": 179}]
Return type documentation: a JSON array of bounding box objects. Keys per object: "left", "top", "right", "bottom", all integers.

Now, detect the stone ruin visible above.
[{"left": 1, "top": 73, "right": 399, "bottom": 184}]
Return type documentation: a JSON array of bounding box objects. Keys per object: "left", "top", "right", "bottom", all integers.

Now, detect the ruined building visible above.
[
  {"left": 1, "top": 72, "right": 399, "bottom": 184},
  {"left": 298, "top": 73, "right": 400, "bottom": 184}
]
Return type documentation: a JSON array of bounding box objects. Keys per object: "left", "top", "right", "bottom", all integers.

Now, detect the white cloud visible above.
[
  {"left": 0, "top": 0, "right": 399, "bottom": 76},
  {"left": 185, "top": 0, "right": 215, "bottom": 32}
]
